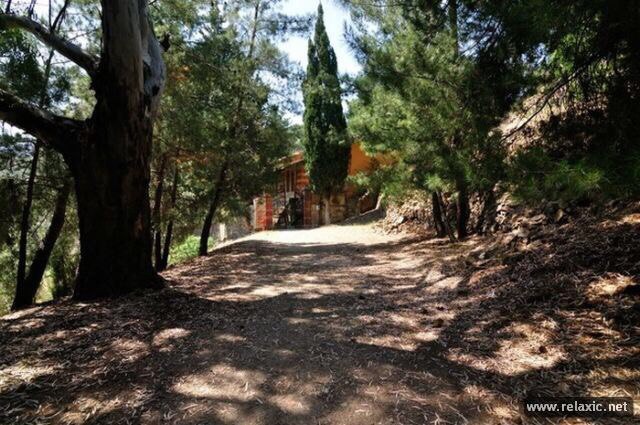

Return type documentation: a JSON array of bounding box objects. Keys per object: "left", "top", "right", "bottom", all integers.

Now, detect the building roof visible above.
[{"left": 278, "top": 151, "right": 305, "bottom": 170}]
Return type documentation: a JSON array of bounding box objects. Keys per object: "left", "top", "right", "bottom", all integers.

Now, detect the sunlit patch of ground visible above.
[
  {"left": 0, "top": 362, "right": 57, "bottom": 388},
  {"left": 448, "top": 320, "right": 566, "bottom": 376},
  {"left": 620, "top": 212, "right": 640, "bottom": 224},
  {"left": 1, "top": 218, "right": 639, "bottom": 424},
  {"left": 587, "top": 273, "right": 637, "bottom": 298}
]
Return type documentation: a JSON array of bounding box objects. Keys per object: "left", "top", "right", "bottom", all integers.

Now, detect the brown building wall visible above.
[{"left": 254, "top": 194, "right": 273, "bottom": 231}]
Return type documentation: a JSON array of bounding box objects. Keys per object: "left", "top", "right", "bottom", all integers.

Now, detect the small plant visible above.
[{"left": 169, "top": 235, "right": 216, "bottom": 266}]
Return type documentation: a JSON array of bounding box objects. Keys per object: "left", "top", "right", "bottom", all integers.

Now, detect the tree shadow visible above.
[{"left": 0, "top": 217, "right": 638, "bottom": 424}]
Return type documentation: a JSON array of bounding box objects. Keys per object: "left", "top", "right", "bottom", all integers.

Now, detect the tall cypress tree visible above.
[{"left": 302, "top": 3, "right": 350, "bottom": 203}]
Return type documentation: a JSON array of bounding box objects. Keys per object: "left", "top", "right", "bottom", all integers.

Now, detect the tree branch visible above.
[
  {"left": 501, "top": 54, "right": 603, "bottom": 144},
  {"left": 0, "top": 88, "right": 83, "bottom": 154},
  {"left": 0, "top": 13, "right": 98, "bottom": 75}
]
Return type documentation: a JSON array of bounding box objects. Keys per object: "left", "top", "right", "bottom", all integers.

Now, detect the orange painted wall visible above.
[
  {"left": 278, "top": 143, "right": 383, "bottom": 188},
  {"left": 348, "top": 143, "right": 374, "bottom": 176}
]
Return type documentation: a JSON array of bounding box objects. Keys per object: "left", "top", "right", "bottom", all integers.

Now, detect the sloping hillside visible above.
[{"left": 1, "top": 213, "right": 638, "bottom": 424}]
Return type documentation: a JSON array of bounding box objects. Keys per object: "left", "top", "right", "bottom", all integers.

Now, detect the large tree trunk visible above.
[
  {"left": 1, "top": 1, "right": 166, "bottom": 301},
  {"left": 12, "top": 180, "right": 71, "bottom": 310},
  {"left": 71, "top": 124, "right": 161, "bottom": 299},
  {"left": 70, "top": 0, "right": 165, "bottom": 300},
  {"left": 199, "top": 163, "right": 228, "bottom": 256},
  {"left": 159, "top": 166, "right": 179, "bottom": 271},
  {"left": 72, "top": 1, "right": 164, "bottom": 299},
  {"left": 70, "top": 60, "right": 163, "bottom": 298}
]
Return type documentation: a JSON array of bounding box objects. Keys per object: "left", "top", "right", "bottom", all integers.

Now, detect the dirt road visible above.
[{"left": 1, "top": 221, "right": 638, "bottom": 424}]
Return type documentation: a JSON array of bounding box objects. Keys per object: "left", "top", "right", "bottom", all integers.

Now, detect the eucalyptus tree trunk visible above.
[
  {"left": 0, "top": 0, "right": 167, "bottom": 300},
  {"left": 71, "top": 0, "right": 166, "bottom": 299}
]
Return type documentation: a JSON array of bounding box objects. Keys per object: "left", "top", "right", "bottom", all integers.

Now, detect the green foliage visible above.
[
  {"left": 497, "top": 0, "right": 640, "bottom": 203},
  {"left": 169, "top": 235, "right": 215, "bottom": 266},
  {"left": 0, "top": 28, "right": 71, "bottom": 108},
  {"left": 0, "top": 29, "right": 45, "bottom": 101},
  {"left": 348, "top": 161, "right": 412, "bottom": 202},
  {"left": 0, "top": 136, "right": 25, "bottom": 247},
  {"left": 48, "top": 208, "right": 79, "bottom": 299},
  {"left": 302, "top": 4, "right": 350, "bottom": 196},
  {"left": 509, "top": 148, "right": 604, "bottom": 203},
  {"left": 0, "top": 248, "right": 16, "bottom": 315},
  {"left": 509, "top": 131, "right": 640, "bottom": 204},
  {"left": 345, "top": 0, "right": 640, "bottom": 210},
  {"left": 347, "top": 15, "right": 517, "bottom": 203},
  {"left": 151, "top": 1, "right": 296, "bottom": 252}
]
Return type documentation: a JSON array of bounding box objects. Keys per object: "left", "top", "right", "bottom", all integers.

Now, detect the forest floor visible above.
[{"left": 1, "top": 212, "right": 639, "bottom": 424}]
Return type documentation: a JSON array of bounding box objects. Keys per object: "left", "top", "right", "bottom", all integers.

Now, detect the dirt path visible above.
[{"left": 1, "top": 221, "right": 638, "bottom": 424}]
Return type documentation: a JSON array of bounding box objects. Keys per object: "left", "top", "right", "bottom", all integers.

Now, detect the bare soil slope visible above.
[{"left": 1, "top": 216, "right": 639, "bottom": 424}]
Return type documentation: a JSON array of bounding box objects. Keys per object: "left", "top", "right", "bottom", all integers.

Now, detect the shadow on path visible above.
[{"left": 1, "top": 222, "right": 638, "bottom": 424}]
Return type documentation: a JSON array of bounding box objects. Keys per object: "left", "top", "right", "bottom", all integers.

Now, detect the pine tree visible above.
[{"left": 302, "top": 4, "right": 350, "bottom": 209}]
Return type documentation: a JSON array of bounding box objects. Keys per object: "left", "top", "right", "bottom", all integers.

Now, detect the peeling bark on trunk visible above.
[
  {"left": 70, "top": 68, "right": 164, "bottom": 299},
  {"left": 69, "top": 0, "right": 166, "bottom": 300},
  {"left": 2, "top": 2, "right": 167, "bottom": 301},
  {"left": 70, "top": 126, "right": 161, "bottom": 299},
  {"left": 199, "top": 164, "right": 228, "bottom": 257},
  {"left": 12, "top": 180, "right": 71, "bottom": 310}
]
